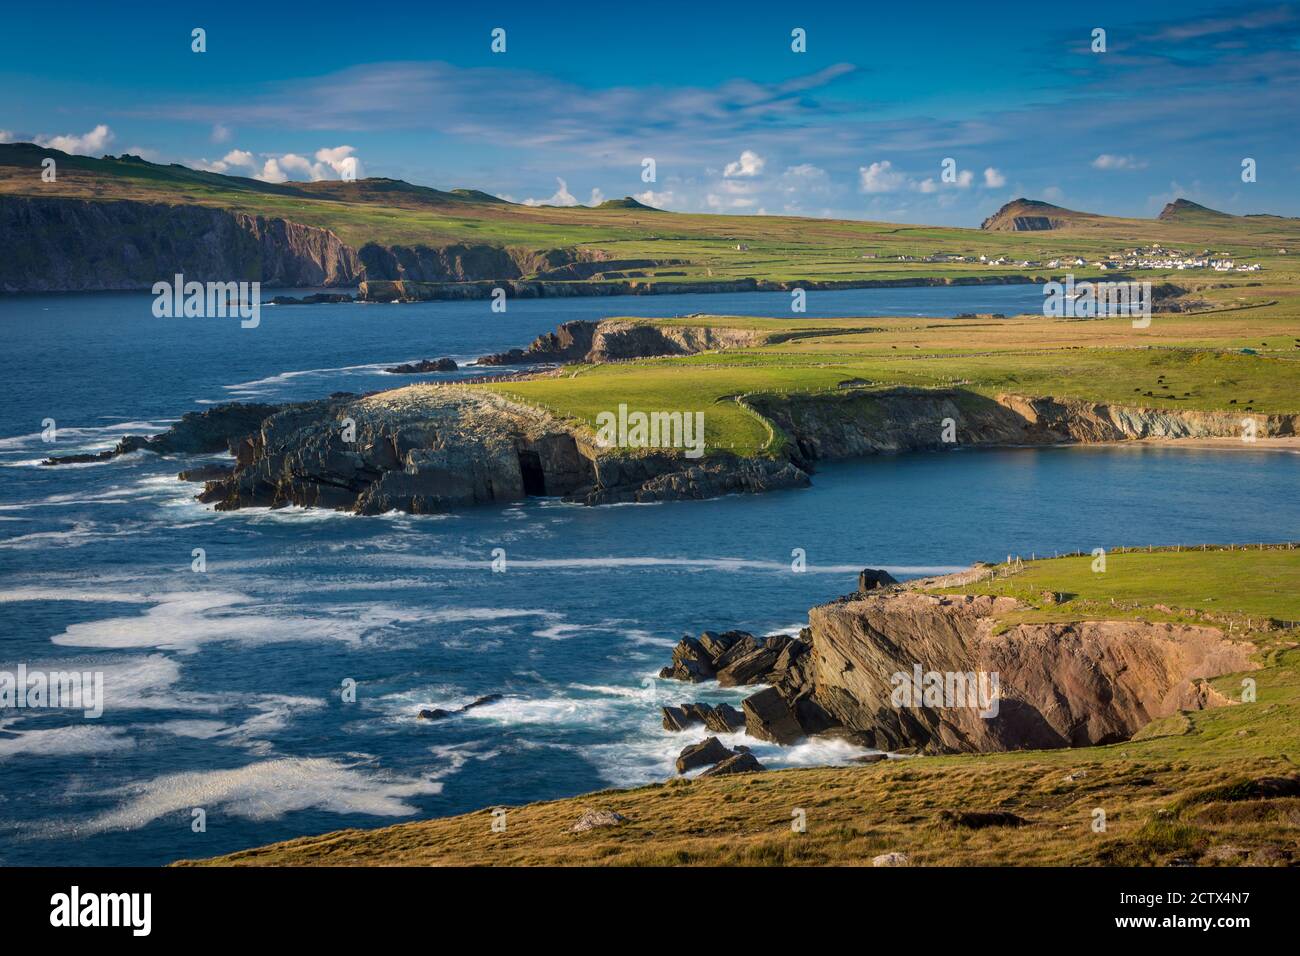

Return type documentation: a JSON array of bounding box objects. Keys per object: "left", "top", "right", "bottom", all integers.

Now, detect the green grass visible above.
[
  {"left": 931, "top": 548, "right": 1300, "bottom": 649},
  {"left": 481, "top": 305, "right": 1300, "bottom": 457}
]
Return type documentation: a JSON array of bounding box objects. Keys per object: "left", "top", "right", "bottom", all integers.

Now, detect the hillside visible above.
[
  {"left": 185, "top": 547, "right": 1300, "bottom": 867},
  {"left": 1159, "top": 198, "right": 1234, "bottom": 222},
  {"left": 4, "top": 143, "right": 1299, "bottom": 293},
  {"left": 980, "top": 198, "right": 1101, "bottom": 231}
]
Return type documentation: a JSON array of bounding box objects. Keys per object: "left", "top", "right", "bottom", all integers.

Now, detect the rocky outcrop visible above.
[
  {"left": 385, "top": 357, "right": 458, "bottom": 374},
  {"left": 752, "top": 387, "right": 1299, "bottom": 466},
  {"left": 0, "top": 196, "right": 361, "bottom": 291},
  {"left": 675, "top": 737, "right": 734, "bottom": 773},
  {"left": 43, "top": 402, "right": 281, "bottom": 465},
  {"left": 675, "top": 737, "right": 767, "bottom": 776},
  {"left": 477, "top": 319, "right": 765, "bottom": 366},
  {"left": 659, "top": 566, "right": 1257, "bottom": 757},
  {"left": 658, "top": 626, "right": 832, "bottom": 745},
  {"left": 661, "top": 702, "right": 745, "bottom": 733},
  {"left": 417, "top": 694, "right": 503, "bottom": 720},
  {"left": 980, "top": 198, "right": 1091, "bottom": 231},
  {"left": 356, "top": 243, "right": 603, "bottom": 283},
  {"left": 700, "top": 751, "right": 766, "bottom": 776},
  {"left": 198, "top": 388, "right": 592, "bottom": 514},
  {"left": 189, "top": 385, "right": 803, "bottom": 514},
  {"left": 807, "top": 587, "right": 1258, "bottom": 754}
]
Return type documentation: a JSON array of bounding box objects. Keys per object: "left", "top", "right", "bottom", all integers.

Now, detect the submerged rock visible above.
[
  {"left": 43, "top": 403, "right": 282, "bottom": 466},
  {"left": 417, "top": 694, "right": 503, "bottom": 721}
]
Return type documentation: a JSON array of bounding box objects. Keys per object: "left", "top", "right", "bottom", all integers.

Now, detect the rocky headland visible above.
[
  {"left": 41, "top": 316, "right": 1298, "bottom": 515},
  {"left": 654, "top": 563, "right": 1260, "bottom": 776}
]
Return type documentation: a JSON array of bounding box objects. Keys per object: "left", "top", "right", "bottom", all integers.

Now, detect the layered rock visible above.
[
  {"left": 808, "top": 587, "right": 1258, "bottom": 753},
  {"left": 43, "top": 402, "right": 281, "bottom": 466},
  {"left": 385, "top": 357, "right": 458, "bottom": 374},
  {"left": 477, "top": 319, "right": 764, "bottom": 366},
  {"left": 751, "top": 387, "right": 1299, "bottom": 466},
  {"left": 0, "top": 196, "right": 360, "bottom": 291},
  {"left": 660, "top": 567, "right": 1257, "bottom": 757},
  {"left": 356, "top": 243, "right": 600, "bottom": 283},
  {"left": 199, "top": 388, "right": 592, "bottom": 514}
]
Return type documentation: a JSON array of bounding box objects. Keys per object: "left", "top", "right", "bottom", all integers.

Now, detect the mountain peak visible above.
[
  {"left": 980, "top": 198, "right": 1088, "bottom": 231},
  {"left": 1158, "top": 198, "right": 1230, "bottom": 221},
  {"left": 596, "top": 196, "right": 656, "bottom": 210}
]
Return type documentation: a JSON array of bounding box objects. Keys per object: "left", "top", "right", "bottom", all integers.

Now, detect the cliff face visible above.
[
  {"left": 0, "top": 196, "right": 361, "bottom": 291},
  {"left": 357, "top": 273, "right": 1041, "bottom": 303},
  {"left": 753, "top": 388, "right": 1298, "bottom": 465},
  {"left": 356, "top": 243, "right": 600, "bottom": 283},
  {"left": 808, "top": 588, "right": 1256, "bottom": 753},
  {"left": 478, "top": 319, "right": 766, "bottom": 365},
  {"left": 0, "top": 196, "right": 625, "bottom": 292},
  {"left": 191, "top": 387, "right": 805, "bottom": 515}
]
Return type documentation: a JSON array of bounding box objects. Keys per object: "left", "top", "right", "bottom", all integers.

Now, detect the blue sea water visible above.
[{"left": 0, "top": 284, "right": 1296, "bottom": 866}]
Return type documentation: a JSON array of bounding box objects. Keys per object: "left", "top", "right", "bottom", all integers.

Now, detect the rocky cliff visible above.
[
  {"left": 182, "top": 387, "right": 805, "bottom": 514},
  {"left": 753, "top": 387, "right": 1298, "bottom": 466},
  {"left": 657, "top": 567, "right": 1257, "bottom": 757},
  {"left": 356, "top": 243, "right": 605, "bottom": 283},
  {"left": 478, "top": 319, "right": 765, "bottom": 365},
  {"left": 808, "top": 587, "right": 1255, "bottom": 753},
  {"left": 356, "top": 273, "right": 1041, "bottom": 303},
  {"left": 0, "top": 196, "right": 362, "bottom": 291}
]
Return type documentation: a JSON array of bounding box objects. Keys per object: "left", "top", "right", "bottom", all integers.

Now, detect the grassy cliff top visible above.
[
  {"left": 479, "top": 293, "right": 1300, "bottom": 457},
  {"left": 186, "top": 548, "right": 1300, "bottom": 867}
]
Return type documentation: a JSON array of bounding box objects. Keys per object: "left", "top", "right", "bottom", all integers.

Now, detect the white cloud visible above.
[
  {"left": 35, "top": 124, "right": 114, "bottom": 156},
  {"left": 313, "top": 145, "right": 362, "bottom": 180},
  {"left": 588, "top": 187, "right": 605, "bottom": 205},
  {"left": 211, "top": 124, "right": 232, "bottom": 143},
  {"left": 723, "top": 149, "right": 765, "bottom": 178},
  {"left": 196, "top": 149, "right": 257, "bottom": 174},
  {"left": 228, "top": 145, "right": 365, "bottom": 183},
  {"left": 0, "top": 130, "right": 12, "bottom": 144},
  {"left": 983, "top": 166, "right": 1007, "bottom": 187},
  {"left": 523, "top": 177, "right": 578, "bottom": 206},
  {"left": 633, "top": 189, "right": 676, "bottom": 209},
  {"left": 859, "top": 160, "right": 907, "bottom": 193},
  {"left": 1091, "top": 153, "right": 1147, "bottom": 170}
]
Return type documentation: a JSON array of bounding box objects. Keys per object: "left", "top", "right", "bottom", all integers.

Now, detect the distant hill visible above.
[
  {"left": 596, "top": 196, "right": 656, "bottom": 211},
  {"left": 295, "top": 178, "right": 507, "bottom": 208},
  {"left": 0, "top": 143, "right": 509, "bottom": 208},
  {"left": 980, "top": 198, "right": 1098, "bottom": 232},
  {"left": 1158, "top": 198, "right": 1233, "bottom": 221},
  {"left": 449, "top": 188, "right": 511, "bottom": 204}
]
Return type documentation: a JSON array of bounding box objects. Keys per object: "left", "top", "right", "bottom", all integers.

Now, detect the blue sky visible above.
[{"left": 2, "top": 0, "right": 1297, "bottom": 225}]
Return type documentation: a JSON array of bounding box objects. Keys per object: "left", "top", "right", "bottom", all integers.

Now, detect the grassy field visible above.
[
  {"left": 188, "top": 549, "right": 1300, "bottom": 867},
  {"left": 482, "top": 297, "right": 1300, "bottom": 456}
]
